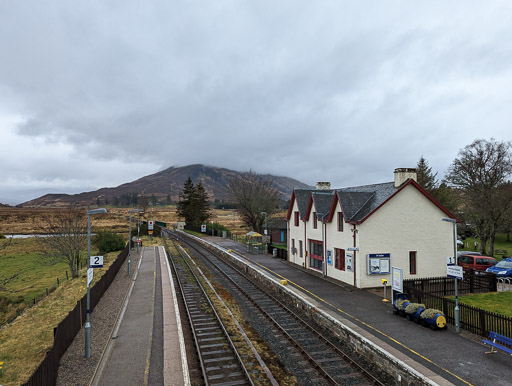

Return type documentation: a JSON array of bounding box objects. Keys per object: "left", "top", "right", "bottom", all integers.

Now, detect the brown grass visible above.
[
  {"left": 0, "top": 249, "right": 119, "bottom": 386},
  {"left": 0, "top": 207, "right": 249, "bottom": 235}
]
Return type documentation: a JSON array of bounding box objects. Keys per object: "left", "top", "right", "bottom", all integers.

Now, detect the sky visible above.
[{"left": 1, "top": 1, "right": 512, "bottom": 205}]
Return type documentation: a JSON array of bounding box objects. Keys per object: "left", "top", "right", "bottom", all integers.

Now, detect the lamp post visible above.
[
  {"left": 128, "top": 209, "right": 143, "bottom": 276},
  {"left": 261, "top": 211, "right": 267, "bottom": 255},
  {"left": 85, "top": 208, "right": 107, "bottom": 358},
  {"left": 443, "top": 217, "right": 460, "bottom": 333}
]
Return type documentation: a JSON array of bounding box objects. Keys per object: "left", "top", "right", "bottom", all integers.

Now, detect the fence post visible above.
[
  {"left": 479, "top": 310, "right": 486, "bottom": 336},
  {"left": 470, "top": 274, "right": 474, "bottom": 293}
]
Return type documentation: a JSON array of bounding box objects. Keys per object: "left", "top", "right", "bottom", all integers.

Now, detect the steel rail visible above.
[
  {"left": 168, "top": 238, "right": 254, "bottom": 385},
  {"left": 174, "top": 231, "right": 384, "bottom": 385}
]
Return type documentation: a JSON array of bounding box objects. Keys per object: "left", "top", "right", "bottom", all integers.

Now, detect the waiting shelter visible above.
[{"left": 246, "top": 231, "right": 263, "bottom": 253}]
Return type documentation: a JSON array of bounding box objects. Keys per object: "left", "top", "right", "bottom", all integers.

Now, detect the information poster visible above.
[
  {"left": 346, "top": 253, "right": 353, "bottom": 272},
  {"left": 367, "top": 253, "right": 391, "bottom": 275}
]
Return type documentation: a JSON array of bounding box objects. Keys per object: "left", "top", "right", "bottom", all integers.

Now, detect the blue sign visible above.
[
  {"left": 327, "top": 250, "right": 332, "bottom": 265},
  {"left": 369, "top": 253, "right": 391, "bottom": 258}
]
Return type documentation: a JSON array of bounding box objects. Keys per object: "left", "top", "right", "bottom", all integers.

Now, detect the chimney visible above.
[
  {"left": 394, "top": 168, "right": 417, "bottom": 187},
  {"left": 316, "top": 182, "right": 331, "bottom": 190}
]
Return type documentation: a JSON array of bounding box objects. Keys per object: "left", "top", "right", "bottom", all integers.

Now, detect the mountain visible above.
[{"left": 19, "top": 164, "right": 313, "bottom": 207}]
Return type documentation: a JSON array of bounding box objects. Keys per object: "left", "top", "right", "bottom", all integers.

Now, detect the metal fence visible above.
[
  {"left": 403, "top": 274, "right": 512, "bottom": 338},
  {"left": 22, "top": 245, "right": 129, "bottom": 386}
]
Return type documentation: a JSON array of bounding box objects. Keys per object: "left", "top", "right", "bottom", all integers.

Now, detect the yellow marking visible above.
[{"left": 243, "top": 258, "right": 473, "bottom": 386}]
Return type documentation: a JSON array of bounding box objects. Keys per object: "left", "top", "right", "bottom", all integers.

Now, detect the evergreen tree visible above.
[
  {"left": 416, "top": 156, "right": 455, "bottom": 212},
  {"left": 416, "top": 156, "right": 438, "bottom": 194},
  {"left": 177, "top": 178, "right": 210, "bottom": 226},
  {"left": 194, "top": 181, "right": 211, "bottom": 225}
]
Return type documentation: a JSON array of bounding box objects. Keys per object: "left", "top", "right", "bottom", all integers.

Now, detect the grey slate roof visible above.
[
  {"left": 311, "top": 190, "right": 335, "bottom": 220},
  {"left": 294, "top": 189, "right": 312, "bottom": 218},
  {"left": 338, "top": 182, "right": 398, "bottom": 223},
  {"left": 293, "top": 181, "right": 400, "bottom": 224}
]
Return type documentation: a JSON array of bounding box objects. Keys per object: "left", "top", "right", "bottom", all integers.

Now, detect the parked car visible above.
[
  {"left": 456, "top": 251, "right": 482, "bottom": 265},
  {"left": 486, "top": 258, "right": 512, "bottom": 277},
  {"left": 459, "top": 255, "right": 498, "bottom": 273}
]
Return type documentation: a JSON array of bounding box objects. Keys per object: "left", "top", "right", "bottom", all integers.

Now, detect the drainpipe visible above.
[
  {"left": 352, "top": 224, "right": 357, "bottom": 288},
  {"left": 322, "top": 220, "right": 325, "bottom": 277},
  {"left": 304, "top": 220, "right": 307, "bottom": 267}
]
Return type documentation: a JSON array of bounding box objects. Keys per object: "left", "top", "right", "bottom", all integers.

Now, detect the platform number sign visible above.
[{"left": 90, "top": 255, "right": 104, "bottom": 268}]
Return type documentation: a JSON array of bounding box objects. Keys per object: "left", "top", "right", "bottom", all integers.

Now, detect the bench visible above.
[
  {"left": 495, "top": 249, "right": 507, "bottom": 256},
  {"left": 482, "top": 331, "right": 512, "bottom": 355}
]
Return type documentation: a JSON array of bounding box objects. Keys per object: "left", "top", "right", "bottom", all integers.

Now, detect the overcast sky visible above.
[{"left": 1, "top": 1, "right": 512, "bottom": 204}]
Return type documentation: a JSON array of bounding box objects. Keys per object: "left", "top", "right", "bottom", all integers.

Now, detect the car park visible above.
[
  {"left": 486, "top": 258, "right": 512, "bottom": 277},
  {"left": 459, "top": 255, "right": 497, "bottom": 273}
]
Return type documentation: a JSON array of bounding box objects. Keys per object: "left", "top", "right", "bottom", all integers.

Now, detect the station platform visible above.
[
  {"left": 198, "top": 235, "right": 512, "bottom": 386},
  {"left": 91, "top": 246, "right": 188, "bottom": 386}
]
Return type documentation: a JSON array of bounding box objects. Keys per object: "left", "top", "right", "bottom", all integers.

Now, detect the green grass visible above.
[
  {"left": 0, "top": 238, "right": 124, "bottom": 386},
  {"left": 455, "top": 292, "right": 512, "bottom": 318},
  {"left": 0, "top": 238, "right": 76, "bottom": 326},
  {"left": 460, "top": 234, "right": 512, "bottom": 258}
]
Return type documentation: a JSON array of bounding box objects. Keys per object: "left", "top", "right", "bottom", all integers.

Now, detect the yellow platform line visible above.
[{"left": 247, "top": 258, "right": 472, "bottom": 386}]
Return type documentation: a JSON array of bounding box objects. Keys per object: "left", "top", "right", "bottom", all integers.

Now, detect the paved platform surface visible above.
[
  {"left": 94, "top": 246, "right": 187, "bottom": 386},
  {"left": 200, "top": 235, "right": 512, "bottom": 386}
]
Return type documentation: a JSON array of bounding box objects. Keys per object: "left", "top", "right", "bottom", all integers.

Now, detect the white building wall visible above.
[
  {"left": 355, "top": 185, "right": 453, "bottom": 288},
  {"left": 288, "top": 199, "right": 305, "bottom": 266},
  {"left": 324, "top": 201, "right": 355, "bottom": 284}
]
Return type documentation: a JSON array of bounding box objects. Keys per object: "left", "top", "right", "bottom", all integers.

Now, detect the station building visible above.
[{"left": 286, "top": 168, "right": 457, "bottom": 289}]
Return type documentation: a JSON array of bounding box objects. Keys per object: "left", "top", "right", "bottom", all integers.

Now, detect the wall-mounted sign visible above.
[
  {"left": 327, "top": 250, "right": 332, "bottom": 265},
  {"left": 367, "top": 253, "right": 391, "bottom": 275},
  {"left": 346, "top": 253, "right": 353, "bottom": 272}
]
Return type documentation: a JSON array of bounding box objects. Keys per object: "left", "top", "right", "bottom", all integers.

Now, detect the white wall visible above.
[{"left": 355, "top": 185, "right": 453, "bottom": 288}]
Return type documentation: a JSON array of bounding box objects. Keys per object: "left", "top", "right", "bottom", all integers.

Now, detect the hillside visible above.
[{"left": 20, "top": 164, "right": 312, "bottom": 207}]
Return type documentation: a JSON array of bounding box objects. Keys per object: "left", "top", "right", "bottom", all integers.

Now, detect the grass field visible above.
[
  {"left": 455, "top": 292, "right": 512, "bottom": 318},
  {"left": 459, "top": 235, "right": 511, "bottom": 258},
  {"left": 0, "top": 238, "right": 73, "bottom": 326},
  {"left": 0, "top": 237, "right": 125, "bottom": 386},
  {"left": 0, "top": 206, "right": 248, "bottom": 236}
]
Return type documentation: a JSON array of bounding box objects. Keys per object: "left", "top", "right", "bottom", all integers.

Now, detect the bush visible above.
[
  {"left": 93, "top": 231, "right": 125, "bottom": 254},
  {"left": 0, "top": 233, "right": 5, "bottom": 239}
]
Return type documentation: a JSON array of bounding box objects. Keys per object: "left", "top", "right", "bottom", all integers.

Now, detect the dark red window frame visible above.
[
  {"left": 409, "top": 251, "right": 417, "bottom": 275},
  {"left": 335, "top": 248, "right": 345, "bottom": 270}
]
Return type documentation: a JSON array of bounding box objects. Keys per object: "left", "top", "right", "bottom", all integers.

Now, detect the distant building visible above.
[{"left": 286, "top": 168, "right": 457, "bottom": 288}]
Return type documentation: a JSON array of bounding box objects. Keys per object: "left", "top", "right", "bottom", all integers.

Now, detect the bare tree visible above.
[
  {"left": 446, "top": 139, "right": 512, "bottom": 255},
  {"left": 38, "top": 207, "right": 89, "bottom": 278},
  {"left": 227, "top": 171, "right": 280, "bottom": 233}
]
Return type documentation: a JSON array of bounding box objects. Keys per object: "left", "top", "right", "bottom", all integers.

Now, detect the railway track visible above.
[
  {"left": 165, "top": 229, "right": 388, "bottom": 386},
  {"left": 168, "top": 239, "right": 255, "bottom": 385}
]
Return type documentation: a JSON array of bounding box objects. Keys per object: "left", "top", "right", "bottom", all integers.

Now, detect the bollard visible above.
[{"left": 382, "top": 278, "right": 389, "bottom": 302}]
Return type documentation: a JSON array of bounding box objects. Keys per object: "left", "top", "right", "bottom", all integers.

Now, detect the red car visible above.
[{"left": 459, "top": 255, "right": 497, "bottom": 273}]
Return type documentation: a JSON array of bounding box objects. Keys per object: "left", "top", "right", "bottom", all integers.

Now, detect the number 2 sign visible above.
[{"left": 90, "top": 256, "right": 104, "bottom": 268}]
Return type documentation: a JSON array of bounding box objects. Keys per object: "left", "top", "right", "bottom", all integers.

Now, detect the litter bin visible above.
[{"left": 273, "top": 248, "right": 277, "bottom": 257}]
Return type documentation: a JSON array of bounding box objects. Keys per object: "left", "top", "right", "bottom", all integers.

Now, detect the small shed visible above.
[{"left": 246, "top": 231, "right": 263, "bottom": 253}]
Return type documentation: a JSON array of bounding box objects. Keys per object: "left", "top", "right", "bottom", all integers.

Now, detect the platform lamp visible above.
[
  {"left": 128, "top": 209, "right": 143, "bottom": 276},
  {"left": 261, "top": 211, "right": 267, "bottom": 255},
  {"left": 85, "top": 208, "right": 107, "bottom": 358},
  {"left": 442, "top": 217, "right": 460, "bottom": 333}
]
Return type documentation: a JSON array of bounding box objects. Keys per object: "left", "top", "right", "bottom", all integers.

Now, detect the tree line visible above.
[{"left": 417, "top": 138, "right": 512, "bottom": 256}]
